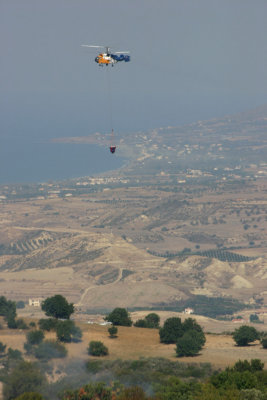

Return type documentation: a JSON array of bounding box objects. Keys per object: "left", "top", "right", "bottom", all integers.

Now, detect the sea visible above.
[{"left": 0, "top": 137, "right": 125, "bottom": 185}]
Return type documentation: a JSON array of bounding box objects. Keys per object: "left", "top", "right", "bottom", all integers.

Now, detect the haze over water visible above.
[
  {"left": 1, "top": 0, "right": 267, "bottom": 184},
  {"left": 0, "top": 138, "right": 124, "bottom": 185}
]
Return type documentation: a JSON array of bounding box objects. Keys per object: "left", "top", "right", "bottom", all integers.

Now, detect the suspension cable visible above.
[{"left": 105, "top": 67, "right": 114, "bottom": 145}]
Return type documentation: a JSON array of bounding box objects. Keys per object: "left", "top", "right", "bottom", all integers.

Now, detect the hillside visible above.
[{"left": 0, "top": 105, "right": 266, "bottom": 315}]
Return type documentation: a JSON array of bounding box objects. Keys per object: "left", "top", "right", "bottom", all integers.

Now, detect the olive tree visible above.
[
  {"left": 105, "top": 308, "right": 132, "bottom": 326},
  {"left": 41, "top": 295, "right": 74, "bottom": 319},
  {"left": 176, "top": 330, "right": 205, "bottom": 357},
  {"left": 233, "top": 326, "right": 259, "bottom": 346},
  {"left": 159, "top": 317, "right": 183, "bottom": 344}
]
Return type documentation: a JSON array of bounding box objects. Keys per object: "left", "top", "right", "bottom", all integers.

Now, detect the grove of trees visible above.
[
  {"left": 105, "top": 308, "right": 132, "bottom": 326},
  {"left": 59, "top": 359, "right": 267, "bottom": 399},
  {"left": 160, "top": 317, "right": 206, "bottom": 357},
  {"left": 134, "top": 313, "right": 160, "bottom": 329}
]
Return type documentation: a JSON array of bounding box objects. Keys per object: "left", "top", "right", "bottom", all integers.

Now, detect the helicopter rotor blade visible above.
[
  {"left": 114, "top": 51, "right": 130, "bottom": 54},
  {"left": 81, "top": 45, "right": 105, "bottom": 48}
]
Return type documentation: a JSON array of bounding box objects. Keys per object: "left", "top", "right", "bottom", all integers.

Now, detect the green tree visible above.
[
  {"left": 108, "top": 325, "right": 118, "bottom": 338},
  {"left": 250, "top": 314, "right": 260, "bottom": 323},
  {"left": 210, "top": 369, "right": 258, "bottom": 391},
  {"left": 176, "top": 329, "right": 205, "bottom": 357},
  {"left": 145, "top": 313, "right": 160, "bottom": 328},
  {"left": 105, "top": 308, "right": 132, "bottom": 326},
  {"left": 41, "top": 295, "right": 74, "bottom": 319},
  {"left": 261, "top": 336, "right": 267, "bottom": 349},
  {"left": 233, "top": 326, "right": 259, "bottom": 346},
  {"left": 182, "top": 318, "right": 202, "bottom": 333},
  {"left": 88, "top": 341, "right": 108, "bottom": 356},
  {"left": 0, "top": 341, "right": 6, "bottom": 356},
  {"left": 134, "top": 319, "right": 147, "bottom": 328},
  {"left": 56, "top": 320, "right": 82, "bottom": 343},
  {"left": 0, "top": 296, "right": 16, "bottom": 319},
  {"left": 26, "top": 330, "right": 44, "bottom": 346},
  {"left": 38, "top": 318, "right": 58, "bottom": 331},
  {"left": 159, "top": 317, "right": 183, "bottom": 344},
  {"left": 3, "top": 361, "right": 46, "bottom": 400}
]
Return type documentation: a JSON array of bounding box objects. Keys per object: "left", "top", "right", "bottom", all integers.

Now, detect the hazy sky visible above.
[{"left": 1, "top": 0, "right": 267, "bottom": 140}]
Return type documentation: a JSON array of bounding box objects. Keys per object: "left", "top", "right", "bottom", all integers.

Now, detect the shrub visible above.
[
  {"left": 7, "top": 348, "right": 23, "bottom": 360},
  {"left": 3, "top": 361, "right": 46, "bottom": 400},
  {"left": 105, "top": 308, "right": 132, "bottom": 326},
  {"left": 26, "top": 330, "right": 44, "bottom": 346},
  {"left": 88, "top": 341, "right": 108, "bottom": 357},
  {"left": 16, "top": 301, "right": 25, "bottom": 309},
  {"left": 156, "top": 376, "right": 200, "bottom": 399},
  {"left": 239, "top": 389, "right": 267, "bottom": 399},
  {"left": 118, "top": 386, "right": 147, "bottom": 399},
  {"left": 14, "top": 393, "right": 44, "bottom": 400},
  {"left": 86, "top": 360, "right": 103, "bottom": 374},
  {"left": 34, "top": 340, "right": 67, "bottom": 360},
  {"left": 16, "top": 318, "right": 28, "bottom": 329},
  {"left": 61, "top": 382, "right": 112, "bottom": 400},
  {"left": 233, "top": 326, "right": 259, "bottom": 346},
  {"left": 70, "top": 325, "right": 83, "bottom": 343},
  {"left": 108, "top": 325, "right": 118, "bottom": 338}
]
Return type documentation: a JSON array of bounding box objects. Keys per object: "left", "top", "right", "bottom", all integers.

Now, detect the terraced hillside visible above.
[{"left": 0, "top": 106, "right": 266, "bottom": 315}]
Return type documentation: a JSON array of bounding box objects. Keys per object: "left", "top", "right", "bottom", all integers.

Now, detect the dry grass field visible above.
[{"left": 1, "top": 313, "right": 267, "bottom": 370}]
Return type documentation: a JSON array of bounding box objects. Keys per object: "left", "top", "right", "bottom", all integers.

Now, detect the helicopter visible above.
[{"left": 81, "top": 45, "right": 130, "bottom": 66}]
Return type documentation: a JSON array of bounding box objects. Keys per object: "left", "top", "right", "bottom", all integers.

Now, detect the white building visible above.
[
  {"left": 184, "top": 308, "right": 194, "bottom": 314},
  {"left": 28, "top": 298, "right": 42, "bottom": 307}
]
